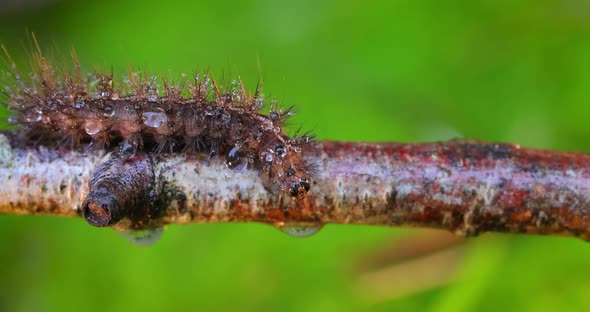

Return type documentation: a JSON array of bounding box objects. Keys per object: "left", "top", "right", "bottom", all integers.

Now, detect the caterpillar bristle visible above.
[{"left": 1, "top": 42, "right": 317, "bottom": 199}]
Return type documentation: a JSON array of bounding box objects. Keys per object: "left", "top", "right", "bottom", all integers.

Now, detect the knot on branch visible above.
[{"left": 82, "top": 152, "right": 161, "bottom": 227}]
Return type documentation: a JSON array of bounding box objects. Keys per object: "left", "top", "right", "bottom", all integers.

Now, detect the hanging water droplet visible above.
[
  {"left": 142, "top": 111, "right": 168, "bottom": 128},
  {"left": 277, "top": 223, "right": 323, "bottom": 238},
  {"left": 117, "top": 227, "right": 164, "bottom": 247},
  {"left": 226, "top": 146, "right": 248, "bottom": 172}
]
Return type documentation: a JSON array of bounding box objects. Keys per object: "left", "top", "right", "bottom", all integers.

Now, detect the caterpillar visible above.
[{"left": 0, "top": 41, "right": 315, "bottom": 199}]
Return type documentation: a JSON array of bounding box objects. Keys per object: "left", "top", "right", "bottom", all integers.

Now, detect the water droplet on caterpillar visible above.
[
  {"left": 205, "top": 105, "right": 216, "bottom": 116},
  {"left": 269, "top": 111, "right": 280, "bottom": 121},
  {"left": 276, "top": 223, "right": 323, "bottom": 238},
  {"left": 142, "top": 111, "right": 168, "bottom": 128},
  {"left": 103, "top": 105, "right": 115, "bottom": 117},
  {"left": 221, "top": 113, "right": 231, "bottom": 124},
  {"left": 24, "top": 110, "right": 42, "bottom": 123},
  {"left": 8, "top": 115, "right": 19, "bottom": 125},
  {"left": 226, "top": 146, "right": 248, "bottom": 172},
  {"left": 117, "top": 227, "right": 164, "bottom": 246},
  {"left": 84, "top": 120, "right": 103, "bottom": 135},
  {"left": 275, "top": 146, "right": 287, "bottom": 158},
  {"left": 73, "top": 101, "right": 85, "bottom": 109},
  {"left": 261, "top": 151, "right": 274, "bottom": 163},
  {"left": 254, "top": 89, "right": 264, "bottom": 109},
  {"left": 220, "top": 93, "right": 232, "bottom": 104},
  {"left": 286, "top": 167, "right": 295, "bottom": 176}
]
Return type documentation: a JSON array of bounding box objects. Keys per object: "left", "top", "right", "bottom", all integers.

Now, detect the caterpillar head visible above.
[{"left": 286, "top": 167, "right": 311, "bottom": 200}]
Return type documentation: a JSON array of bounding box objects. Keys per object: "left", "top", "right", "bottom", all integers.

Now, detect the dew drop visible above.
[
  {"left": 7, "top": 115, "right": 19, "bottom": 124},
  {"left": 103, "top": 105, "right": 115, "bottom": 117},
  {"left": 277, "top": 223, "right": 323, "bottom": 238},
  {"left": 269, "top": 111, "right": 280, "bottom": 121},
  {"left": 117, "top": 227, "right": 164, "bottom": 247},
  {"left": 286, "top": 167, "right": 295, "bottom": 177},
  {"left": 84, "top": 120, "right": 103, "bottom": 135},
  {"left": 275, "top": 146, "right": 287, "bottom": 158},
  {"left": 24, "top": 110, "right": 43, "bottom": 123},
  {"left": 226, "top": 146, "right": 248, "bottom": 172},
  {"left": 205, "top": 105, "right": 215, "bottom": 116},
  {"left": 221, "top": 113, "right": 231, "bottom": 124},
  {"left": 221, "top": 93, "right": 232, "bottom": 103},
  {"left": 73, "top": 101, "right": 85, "bottom": 109},
  {"left": 142, "top": 111, "right": 168, "bottom": 128},
  {"left": 261, "top": 151, "right": 274, "bottom": 163},
  {"left": 254, "top": 97, "right": 263, "bottom": 108}
]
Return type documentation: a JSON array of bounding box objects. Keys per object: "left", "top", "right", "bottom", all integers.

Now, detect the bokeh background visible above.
[{"left": 2, "top": 0, "right": 590, "bottom": 311}]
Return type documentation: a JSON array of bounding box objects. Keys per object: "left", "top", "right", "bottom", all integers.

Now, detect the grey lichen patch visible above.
[
  {"left": 0, "top": 134, "right": 13, "bottom": 165},
  {"left": 160, "top": 155, "right": 269, "bottom": 217}
]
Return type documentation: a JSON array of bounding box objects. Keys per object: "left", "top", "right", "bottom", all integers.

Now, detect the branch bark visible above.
[{"left": 2, "top": 131, "right": 590, "bottom": 240}]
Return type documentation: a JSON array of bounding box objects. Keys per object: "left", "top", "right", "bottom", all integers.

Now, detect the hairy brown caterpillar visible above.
[{"left": 0, "top": 41, "right": 315, "bottom": 199}]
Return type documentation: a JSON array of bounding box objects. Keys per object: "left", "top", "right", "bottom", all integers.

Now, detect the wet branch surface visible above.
[{"left": 2, "top": 131, "right": 590, "bottom": 240}]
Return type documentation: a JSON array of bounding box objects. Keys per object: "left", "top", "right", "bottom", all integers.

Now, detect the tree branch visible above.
[{"left": 2, "top": 131, "right": 590, "bottom": 240}]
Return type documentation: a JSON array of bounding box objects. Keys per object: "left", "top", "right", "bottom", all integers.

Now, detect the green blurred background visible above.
[{"left": 2, "top": 0, "right": 590, "bottom": 311}]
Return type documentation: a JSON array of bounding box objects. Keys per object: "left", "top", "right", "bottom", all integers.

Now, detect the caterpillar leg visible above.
[{"left": 120, "top": 132, "right": 143, "bottom": 156}]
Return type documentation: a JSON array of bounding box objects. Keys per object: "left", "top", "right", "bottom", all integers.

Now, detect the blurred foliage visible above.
[{"left": 2, "top": 0, "right": 590, "bottom": 311}]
